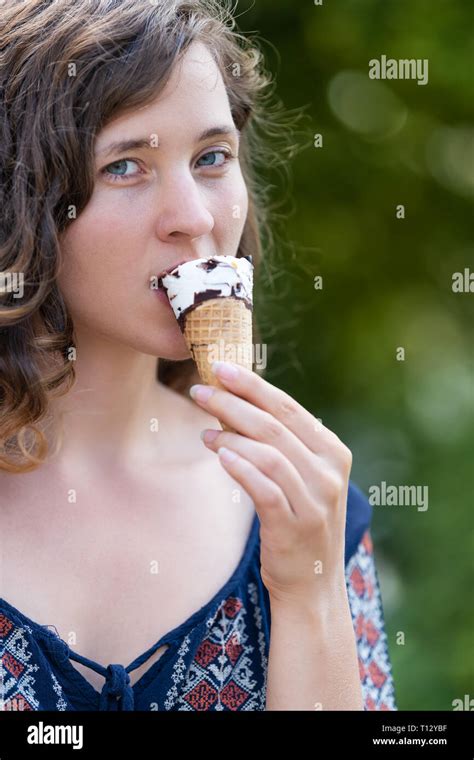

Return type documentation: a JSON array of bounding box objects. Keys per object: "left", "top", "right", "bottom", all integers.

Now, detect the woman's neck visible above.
[{"left": 46, "top": 325, "right": 192, "bottom": 472}]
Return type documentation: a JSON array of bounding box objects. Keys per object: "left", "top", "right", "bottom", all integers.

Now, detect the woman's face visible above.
[{"left": 57, "top": 41, "right": 248, "bottom": 360}]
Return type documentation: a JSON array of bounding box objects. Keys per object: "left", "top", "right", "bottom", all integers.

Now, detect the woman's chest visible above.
[{"left": 0, "top": 463, "right": 256, "bottom": 693}]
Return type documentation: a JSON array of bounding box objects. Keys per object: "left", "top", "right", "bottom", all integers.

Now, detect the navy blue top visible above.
[{"left": 0, "top": 481, "right": 396, "bottom": 711}]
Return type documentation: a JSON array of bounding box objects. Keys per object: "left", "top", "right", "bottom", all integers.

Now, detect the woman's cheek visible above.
[
  {"left": 215, "top": 169, "right": 248, "bottom": 241},
  {"left": 234, "top": 164, "right": 249, "bottom": 219},
  {"left": 57, "top": 233, "right": 130, "bottom": 326}
]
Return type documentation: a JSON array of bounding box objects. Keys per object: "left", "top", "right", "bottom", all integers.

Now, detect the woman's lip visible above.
[
  {"left": 157, "top": 258, "right": 191, "bottom": 280},
  {"left": 155, "top": 287, "right": 174, "bottom": 309}
]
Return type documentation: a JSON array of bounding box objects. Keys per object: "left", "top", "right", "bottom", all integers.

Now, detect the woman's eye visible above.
[
  {"left": 101, "top": 158, "right": 142, "bottom": 182},
  {"left": 196, "top": 149, "right": 232, "bottom": 168},
  {"left": 101, "top": 149, "right": 234, "bottom": 184}
]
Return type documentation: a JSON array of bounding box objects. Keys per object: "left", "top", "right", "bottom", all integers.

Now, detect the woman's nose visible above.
[{"left": 154, "top": 172, "right": 215, "bottom": 241}]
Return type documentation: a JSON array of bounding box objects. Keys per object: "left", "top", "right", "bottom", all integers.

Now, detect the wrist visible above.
[{"left": 269, "top": 582, "right": 351, "bottom": 628}]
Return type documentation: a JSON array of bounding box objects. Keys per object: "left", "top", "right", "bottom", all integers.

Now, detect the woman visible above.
[{"left": 0, "top": 0, "right": 396, "bottom": 711}]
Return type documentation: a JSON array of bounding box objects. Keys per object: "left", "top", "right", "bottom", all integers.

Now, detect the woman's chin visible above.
[
  {"left": 82, "top": 313, "right": 192, "bottom": 359},
  {"left": 158, "top": 343, "right": 192, "bottom": 361},
  {"left": 145, "top": 334, "right": 192, "bottom": 361}
]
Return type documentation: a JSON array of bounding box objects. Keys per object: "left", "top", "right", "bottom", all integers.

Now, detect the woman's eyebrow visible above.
[{"left": 96, "top": 125, "right": 241, "bottom": 158}]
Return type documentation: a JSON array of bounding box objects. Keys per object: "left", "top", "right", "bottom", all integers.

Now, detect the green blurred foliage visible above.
[{"left": 237, "top": 0, "right": 474, "bottom": 709}]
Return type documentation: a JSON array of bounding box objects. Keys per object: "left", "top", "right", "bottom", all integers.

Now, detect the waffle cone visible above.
[{"left": 183, "top": 297, "right": 253, "bottom": 433}]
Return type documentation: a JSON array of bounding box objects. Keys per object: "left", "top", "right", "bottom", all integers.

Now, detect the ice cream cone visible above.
[
  {"left": 182, "top": 297, "right": 253, "bottom": 433},
  {"left": 158, "top": 254, "right": 254, "bottom": 435}
]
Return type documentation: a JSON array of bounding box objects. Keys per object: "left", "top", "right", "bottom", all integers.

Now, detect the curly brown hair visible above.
[{"left": 0, "top": 0, "right": 306, "bottom": 474}]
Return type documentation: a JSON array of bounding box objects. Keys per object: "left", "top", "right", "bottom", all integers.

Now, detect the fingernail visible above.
[
  {"left": 218, "top": 446, "right": 238, "bottom": 463},
  {"left": 200, "top": 429, "right": 219, "bottom": 443},
  {"left": 189, "top": 384, "right": 215, "bottom": 402},
  {"left": 211, "top": 361, "right": 239, "bottom": 380}
]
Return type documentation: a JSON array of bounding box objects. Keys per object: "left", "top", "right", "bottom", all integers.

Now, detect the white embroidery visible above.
[
  {"left": 164, "top": 596, "right": 261, "bottom": 711},
  {"left": 345, "top": 534, "right": 397, "bottom": 710},
  {"left": 0, "top": 618, "right": 40, "bottom": 710},
  {"left": 247, "top": 581, "right": 268, "bottom": 711},
  {"left": 163, "top": 634, "right": 191, "bottom": 710},
  {"left": 51, "top": 671, "right": 68, "bottom": 711}
]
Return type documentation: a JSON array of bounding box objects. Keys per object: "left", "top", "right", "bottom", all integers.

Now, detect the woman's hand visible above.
[{"left": 189, "top": 360, "right": 353, "bottom": 609}]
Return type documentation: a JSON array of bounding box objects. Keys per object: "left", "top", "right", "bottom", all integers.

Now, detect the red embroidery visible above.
[
  {"left": 164, "top": 587, "right": 266, "bottom": 711},
  {"left": 0, "top": 615, "right": 40, "bottom": 710},
  {"left": 350, "top": 566, "right": 366, "bottom": 597},
  {"left": 194, "top": 640, "right": 221, "bottom": 668},
  {"left": 3, "top": 652, "right": 24, "bottom": 679},
  {"left": 184, "top": 680, "right": 219, "bottom": 711},
  {"left": 0, "top": 615, "right": 13, "bottom": 638},
  {"left": 3, "top": 694, "right": 33, "bottom": 711},
  {"left": 225, "top": 633, "right": 243, "bottom": 666},
  {"left": 222, "top": 598, "right": 243, "bottom": 618},
  {"left": 346, "top": 530, "right": 396, "bottom": 710},
  {"left": 220, "top": 680, "right": 249, "bottom": 710}
]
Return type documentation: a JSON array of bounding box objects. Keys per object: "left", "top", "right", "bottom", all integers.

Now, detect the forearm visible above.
[{"left": 265, "top": 589, "right": 364, "bottom": 711}]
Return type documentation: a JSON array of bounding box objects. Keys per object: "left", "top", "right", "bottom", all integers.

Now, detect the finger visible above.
[
  {"left": 201, "top": 429, "right": 312, "bottom": 518},
  {"left": 209, "top": 361, "right": 349, "bottom": 464},
  {"left": 190, "top": 383, "right": 316, "bottom": 483},
  {"left": 216, "top": 444, "right": 295, "bottom": 524}
]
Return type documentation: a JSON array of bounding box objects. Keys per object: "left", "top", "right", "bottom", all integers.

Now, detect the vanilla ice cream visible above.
[{"left": 159, "top": 254, "right": 253, "bottom": 329}]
